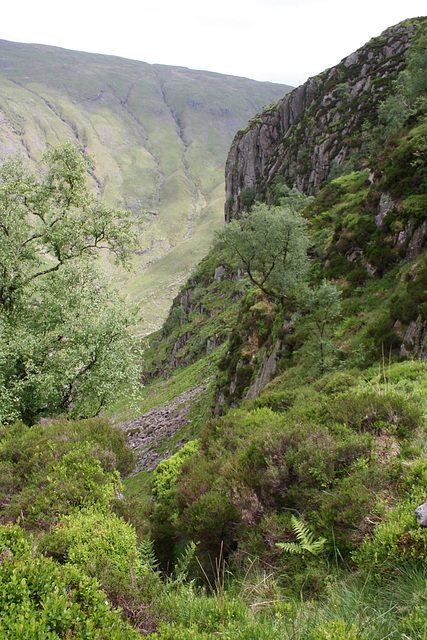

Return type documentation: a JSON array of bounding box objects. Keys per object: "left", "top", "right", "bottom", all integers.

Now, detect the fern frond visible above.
[
  {"left": 139, "top": 538, "right": 159, "bottom": 571},
  {"left": 291, "top": 515, "right": 309, "bottom": 543},
  {"left": 276, "top": 541, "right": 304, "bottom": 555},
  {"left": 276, "top": 516, "right": 326, "bottom": 556},
  {"left": 172, "top": 541, "right": 197, "bottom": 585}
]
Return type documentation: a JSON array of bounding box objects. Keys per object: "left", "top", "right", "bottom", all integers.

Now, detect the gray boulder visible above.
[{"left": 414, "top": 500, "right": 427, "bottom": 526}]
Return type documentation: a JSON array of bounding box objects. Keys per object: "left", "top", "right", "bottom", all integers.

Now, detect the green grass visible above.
[{"left": 139, "top": 560, "right": 427, "bottom": 639}]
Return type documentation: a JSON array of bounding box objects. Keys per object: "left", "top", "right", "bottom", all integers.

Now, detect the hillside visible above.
[
  {"left": 0, "top": 16, "right": 426, "bottom": 639},
  {"left": 0, "top": 40, "right": 289, "bottom": 331},
  {"left": 130, "top": 10, "right": 427, "bottom": 593},
  {"left": 144, "top": 16, "right": 427, "bottom": 395}
]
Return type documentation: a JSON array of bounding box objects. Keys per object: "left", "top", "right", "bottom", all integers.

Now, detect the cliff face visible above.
[{"left": 225, "top": 20, "right": 418, "bottom": 222}]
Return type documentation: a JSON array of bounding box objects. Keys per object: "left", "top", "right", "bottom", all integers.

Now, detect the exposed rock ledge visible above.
[{"left": 225, "top": 19, "right": 418, "bottom": 221}]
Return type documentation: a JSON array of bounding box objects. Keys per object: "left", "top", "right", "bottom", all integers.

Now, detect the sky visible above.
[{"left": 1, "top": 0, "right": 426, "bottom": 87}]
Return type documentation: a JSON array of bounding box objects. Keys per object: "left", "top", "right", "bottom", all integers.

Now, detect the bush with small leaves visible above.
[
  {"left": 309, "top": 619, "right": 367, "bottom": 640},
  {"left": 151, "top": 440, "right": 200, "bottom": 566},
  {"left": 354, "top": 459, "right": 427, "bottom": 576},
  {"left": 0, "top": 523, "right": 140, "bottom": 639},
  {"left": 42, "top": 505, "right": 145, "bottom": 578},
  {"left": 326, "top": 389, "right": 421, "bottom": 438},
  {"left": 5, "top": 444, "right": 120, "bottom": 527},
  {"left": 40, "top": 505, "right": 163, "bottom": 632},
  {"left": 153, "top": 440, "right": 199, "bottom": 503},
  {"left": 0, "top": 417, "right": 134, "bottom": 529}
]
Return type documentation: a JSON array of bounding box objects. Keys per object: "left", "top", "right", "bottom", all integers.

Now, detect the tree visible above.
[
  {"left": 376, "top": 20, "right": 427, "bottom": 139},
  {"left": 215, "top": 203, "right": 309, "bottom": 299},
  {"left": 294, "top": 281, "right": 342, "bottom": 376},
  {"left": 0, "top": 143, "right": 136, "bottom": 309},
  {"left": 269, "top": 176, "right": 314, "bottom": 210},
  {"left": 0, "top": 143, "right": 142, "bottom": 424}
]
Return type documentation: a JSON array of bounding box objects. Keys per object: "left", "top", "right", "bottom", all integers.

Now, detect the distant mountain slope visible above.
[{"left": 0, "top": 40, "right": 290, "bottom": 331}]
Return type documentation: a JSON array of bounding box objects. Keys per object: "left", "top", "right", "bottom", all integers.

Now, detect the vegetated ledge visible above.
[
  {"left": 225, "top": 18, "right": 421, "bottom": 222},
  {"left": 141, "top": 251, "right": 249, "bottom": 381}
]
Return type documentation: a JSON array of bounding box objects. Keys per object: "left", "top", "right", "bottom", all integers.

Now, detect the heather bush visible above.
[
  {"left": 326, "top": 389, "right": 421, "bottom": 437},
  {"left": 354, "top": 459, "right": 427, "bottom": 576},
  {"left": 0, "top": 417, "right": 134, "bottom": 529},
  {"left": 4, "top": 444, "right": 120, "bottom": 527},
  {"left": 168, "top": 395, "right": 395, "bottom": 567}
]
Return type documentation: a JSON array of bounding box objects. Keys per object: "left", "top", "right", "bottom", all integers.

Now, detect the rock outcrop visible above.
[
  {"left": 415, "top": 500, "right": 427, "bottom": 526},
  {"left": 225, "top": 19, "right": 418, "bottom": 221}
]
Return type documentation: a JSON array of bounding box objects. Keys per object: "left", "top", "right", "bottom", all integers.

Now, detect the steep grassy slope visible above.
[
  {"left": 0, "top": 40, "right": 289, "bottom": 331},
  {"left": 142, "top": 120, "right": 426, "bottom": 409},
  {"left": 130, "top": 17, "right": 427, "bottom": 575},
  {"left": 144, "top": 17, "right": 426, "bottom": 394}
]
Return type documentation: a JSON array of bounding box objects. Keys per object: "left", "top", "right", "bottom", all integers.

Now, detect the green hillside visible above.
[
  {"left": 0, "top": 17, "right": 426, "bottom": 640},
  {"left": 0, "top": 40, "right": 290, "bottom": 331}
]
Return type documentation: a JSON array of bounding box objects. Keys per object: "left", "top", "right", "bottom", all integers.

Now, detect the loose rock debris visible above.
[{"left": 118, "top": 381, "right": 210, "bottom": 473}]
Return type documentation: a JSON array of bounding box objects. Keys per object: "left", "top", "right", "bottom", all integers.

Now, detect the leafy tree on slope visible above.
[
  {"left": 215, "top": 203, "right": 309, "bottom": 300},
  {"left": 294, "top": 281, "right": 342, "bottom": 376},
  {"left": 0, "top": 143, "right": 142, "bottom": 424}
]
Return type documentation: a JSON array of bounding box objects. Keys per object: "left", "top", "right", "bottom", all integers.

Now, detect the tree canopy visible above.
[
  {"left": 294, "top": 281, "right": 342, "bottom": 376},
  {"left": 215, "top": 203, "right": 310, "bottom": 299},
  {"left": 0, "top": 143, "right": 142, "bottom": 424},
  {"left": 0, "top": 144, "right": 136, "bottom": 309}
]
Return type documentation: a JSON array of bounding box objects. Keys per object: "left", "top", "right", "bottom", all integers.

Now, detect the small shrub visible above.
[
  {"left": 312, "top": 469, "right": 383, "bottom": 552},
  {"left": 253, "top": 390, "right": 296, "bottom": 411},
  {"left": 181, "top": 486, "right": 239, "bottom": 553},
  {"left": 355, "top": 499, "right": 427, "bottom": 576},
  {"left": 42, "top": 505, "right": 145, "bottom": 579},
  {"left": 4, "top": 443, "right": 121, "bottom": 527},
  {"left": 151, "top": 441, "right": 200, "bottom": 566},
  {"left": 314, "top": 370, "right": 360, "bottom": 395},
  {"left": 327, "top": 389, "right": 421, "bottom": 437},
  {"left": 0, "top": 417, "right": 134, "bottom": 529},
  {"left": 40, "top": 506, "right": 163, "bottom": 631},
  {"left": 309, "top": 619, "right": 367, "bottom": 640},
  {"left": 354, "top": 461, "right": 427, "bottom": 576},
  {"left": 153, "top": 440, "right": 199, "bottom": 502},
  {"left": 367, "top": 316, "right": 401, "bottom": 353},
  {"left": 240, "top": 186, "right": 256, "bottom": 209},
  {"left": 0, "top": 523, "right": 140, "bottom": 638}
]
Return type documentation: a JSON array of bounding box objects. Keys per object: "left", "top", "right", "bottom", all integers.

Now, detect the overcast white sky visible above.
[{"left": 1, "top": 0, "right": 426, "bottom": 86}]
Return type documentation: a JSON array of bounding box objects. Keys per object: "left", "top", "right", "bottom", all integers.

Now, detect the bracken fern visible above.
[{"left": 276, "top": 516, "right": 327, "bottom": 556}]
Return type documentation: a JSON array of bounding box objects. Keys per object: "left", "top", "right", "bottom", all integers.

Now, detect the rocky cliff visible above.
[
  {"left": 225, "top": 19, "right": 419, "bottom": 221},
  {"left": 144, "top": 16, "right": 426, "bottom": 410}
]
